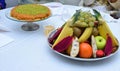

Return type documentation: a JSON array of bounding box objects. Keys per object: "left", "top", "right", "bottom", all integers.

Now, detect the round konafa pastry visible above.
[{"left": 10, "top": 4, "right": 51, "bottom": 21}]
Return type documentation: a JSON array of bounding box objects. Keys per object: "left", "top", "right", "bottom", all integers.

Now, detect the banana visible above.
[
  {"left": 98, "top": 21, "right": 119, "bottom": 47},
  {"left": 52, "top": 23, "right": 73, "bottom": 48},
  {"left": 78, "top": 27, "right": 93, "bottom": 43}
]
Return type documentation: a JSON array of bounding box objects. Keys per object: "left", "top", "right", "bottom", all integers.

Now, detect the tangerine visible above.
[{"left": 79, "top": 43, "right": 93, "bottom": 58}]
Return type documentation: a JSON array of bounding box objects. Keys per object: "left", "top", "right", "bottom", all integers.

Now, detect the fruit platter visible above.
[{"left": 48, "top": 9, "right": 119, "bottom": 61}]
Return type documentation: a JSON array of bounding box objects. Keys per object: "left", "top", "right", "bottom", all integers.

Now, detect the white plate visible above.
[{"left": 47, "top": 29, "right": 119, "bottom": 61}]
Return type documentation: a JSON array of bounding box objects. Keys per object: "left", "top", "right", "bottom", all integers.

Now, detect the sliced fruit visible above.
[
  {"left": 78, "top": 27, "right": 93, "bottom": 43},
  {"left": 91, "top": 35, "right": 97, "bottom": 58},
  {"left": 98, "top": 23, "right": 119, "bottom": 47},
  {"left": 52, "top": 23, "right": 73, "bottom": 48},
  {"left": 53, "top": 36, "right": 73, "bottom": 52},
  {"left": 48, "top": 28, "right": 62, "bottom": 44},
  {"left": 104, "top": 34, "right": 113, "bottom": 56},
  {"left": 70, "top": 37, "right": 79, "bottom": 57}
]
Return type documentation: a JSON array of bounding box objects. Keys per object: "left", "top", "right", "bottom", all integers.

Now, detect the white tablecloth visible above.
[{"left": 0, "top": 5, "right": 120, "bottom": 71}]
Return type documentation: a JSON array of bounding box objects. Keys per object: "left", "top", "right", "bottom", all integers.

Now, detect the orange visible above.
[{"left": 79, "top": 43, "right": 93, "bottom": 58}]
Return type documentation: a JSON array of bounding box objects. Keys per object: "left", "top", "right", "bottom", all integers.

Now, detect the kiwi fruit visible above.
[
  {"left": 92, "top": 27, "right": 99, "bottom": 36},
  {"left": 73, "top": 27, "right": 82, "bottom": 37}
]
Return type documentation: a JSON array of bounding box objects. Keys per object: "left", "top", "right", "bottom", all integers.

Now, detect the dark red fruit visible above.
[
  {"left": 48, "top": 28, "right": 62, "bottom": 44},
  {"left": 104, "top": 34, "right": 113, "bottom": 56},
  {"left": 53, "top": 36, "right": 73, "bottom": 52}
]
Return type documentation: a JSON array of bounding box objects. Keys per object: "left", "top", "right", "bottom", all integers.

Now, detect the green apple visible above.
[{"left": 95, "top": 36, "right": 106, "bottom": 50}]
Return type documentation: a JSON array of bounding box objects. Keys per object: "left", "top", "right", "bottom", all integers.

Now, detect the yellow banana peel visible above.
[
  {"left": 78, "top": 27, "right": 93, "bottom": 43},
  {"left": 52, "top": 23, "right": 73, "bottom": 48}
]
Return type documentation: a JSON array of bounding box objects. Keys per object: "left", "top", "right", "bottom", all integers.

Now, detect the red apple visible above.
[{"left": 96, "top": 50, "right": 105, "bottom": 57}]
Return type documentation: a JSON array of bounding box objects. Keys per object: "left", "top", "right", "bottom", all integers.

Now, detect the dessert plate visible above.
[
  {"left": 47, "top": 29, "right": 119, "bottom": 61},
  {"left": 5, "top": 8, "right": 51, "bottom": 22},
  {"left": 5, "top": 7, "right": 52, "bottom": 31}
]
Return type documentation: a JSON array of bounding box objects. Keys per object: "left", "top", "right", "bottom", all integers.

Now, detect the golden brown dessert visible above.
[{"left": 10, "top": 4, "right": 51, "bottom": 21}]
